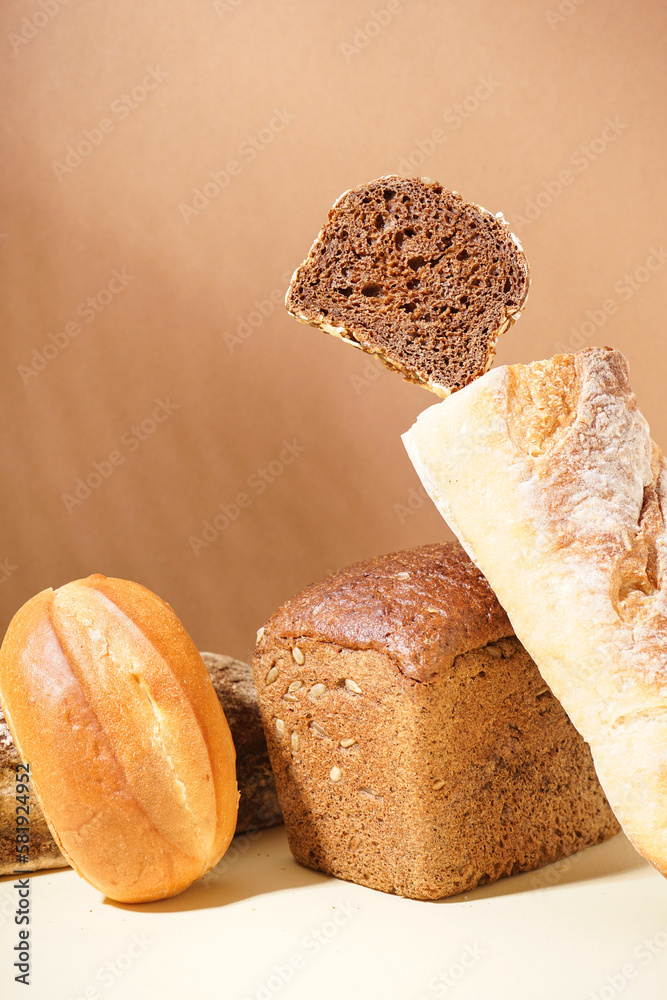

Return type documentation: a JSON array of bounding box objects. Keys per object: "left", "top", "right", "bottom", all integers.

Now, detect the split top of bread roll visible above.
[
  {"left": 403, "top": 346, "right": 667, "bottom": 877},
  {"left": 286, "top": 175, "right": 529, "bottom": 397},
  {"left": 0, "top": 574, "right": 239, "bottom": 903}
]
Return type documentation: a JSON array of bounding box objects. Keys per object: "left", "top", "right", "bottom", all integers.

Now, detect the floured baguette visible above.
[
  {"left": 286, "top": 175, "right": 529, "bottom": 396},
  {"left": 402, "top": 346, "right": 667, "bottom": 876}
]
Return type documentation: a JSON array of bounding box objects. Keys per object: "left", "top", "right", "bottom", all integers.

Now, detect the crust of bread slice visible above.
[{"left": 402, "top": 346, "right": 667, "bottom": 876}]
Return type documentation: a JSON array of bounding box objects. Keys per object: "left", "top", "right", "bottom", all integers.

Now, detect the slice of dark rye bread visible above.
[{"left": 286, "top": 176, "right": 530, "bottom": 396}]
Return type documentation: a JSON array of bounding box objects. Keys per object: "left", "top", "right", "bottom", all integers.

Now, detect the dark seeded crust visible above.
[
  {"left": 264, "top": 542, "right": 512, "bottom": 681},
  {"left": 0, "top": 718, "right": 62, "bottom": 874},
  {"left": 200, "top": 653, "right": 282, "bottom": 833},
  {"left": 0, "top": 653, "right": 282, "bottom": 876},
  {"left": 253, "top": 543, "right": 620, "bottom": 900},
  {"left": 286, "top": 176, "right": 529, "bottom": 396}
]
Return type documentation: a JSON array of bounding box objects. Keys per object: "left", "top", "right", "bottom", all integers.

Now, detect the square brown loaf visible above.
[{"left": 253, "top": 542, "right": 620, "bottom": 899}]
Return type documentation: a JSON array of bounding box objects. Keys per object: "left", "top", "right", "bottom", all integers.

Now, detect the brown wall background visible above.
[{"left": 1, "top": 0, "right": 666, "bottom": 665}]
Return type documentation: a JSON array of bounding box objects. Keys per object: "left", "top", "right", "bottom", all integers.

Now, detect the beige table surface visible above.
[{"left": 1, "top": 824, "right": 665, "bottom": 1000}]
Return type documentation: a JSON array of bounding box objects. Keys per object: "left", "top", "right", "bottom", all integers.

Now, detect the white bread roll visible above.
[
  {"left": 403, "top": 346, "right": 667, "bottom": 877},
  {"left": 0, "top": 574, "right": 239, "bottom": 903}
]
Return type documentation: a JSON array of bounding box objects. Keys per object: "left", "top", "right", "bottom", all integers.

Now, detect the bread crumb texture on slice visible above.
[{"left": 286, "top": 175, "right": 529, "bottom": 396}]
